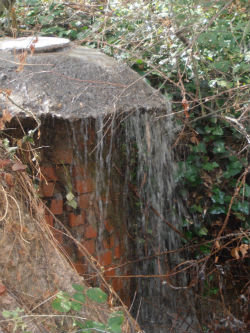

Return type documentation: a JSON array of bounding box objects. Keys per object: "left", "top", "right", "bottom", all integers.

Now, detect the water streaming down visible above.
[
  {"left": 66, "top": 108, "right": 199, "bottom": 332},
  {"left": 124, "top": 108, "right": 198, "bottom": 333}
]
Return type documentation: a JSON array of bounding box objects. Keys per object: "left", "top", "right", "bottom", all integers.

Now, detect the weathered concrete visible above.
[{"left": 0, "top": 37, "right": 167, "bottom": 119}]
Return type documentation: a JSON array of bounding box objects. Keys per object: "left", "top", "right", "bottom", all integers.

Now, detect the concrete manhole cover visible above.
[{"left": 0, "top": 36, "right": 70, "bottom": 52}]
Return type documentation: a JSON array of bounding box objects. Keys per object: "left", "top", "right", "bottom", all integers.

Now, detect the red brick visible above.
[
  {"left": 40, "top": 166, "right": 57, "bottom": 181},
  {"left": 50, "top": 198, "right": 63, "bottom": 215},
  {"left": 103, "top": 235, "right": 115, "bottom": 250},
  {"left": 69, "top": 212, "right": 85, "bottom": 227},
  {"left": 112, "top": 278, "right": 124, "bottom": 292},
  {"left": 85, "top": 225, "right": 97, "bottom": 238},
  {"left": 53, "top": 149, "right": 73, "bottom": 165},
  {"left": 98, "top": 196, "right": 110, "bottom": 205},
  {"left": 104, "top": 220, "right": 114, "bottom": 233},
  {"left": 62, "top": 245, "right": 74, "bottom": 258},
  {"left": 78, "top": 239, "right": 96, "bottom": 257},
  {"left": 114, "top": 245, "right": 122, "bottom": 259},
  {"left": 75, "top": 179, "right": 94, "bottom": 194},
  {"left": 104, "top": 266, "right": 116, "bottom": 279},
  {"left": 88, "top": 128, "right": 96, "bottom": 145},
  {"left": 72, "top": 166, "right": 85, "bottom": 178},
  {"left": 99, "top": 251, "right": 112, "bottom": 267},
  {"left": 45, "top": 213, "right": 53, "bottom": 227},
  {"left": 41, "top": 181, "right": 55, "bottom": 197},
  {"left": 73, "top": 261, "right": 87, "bottom": 275},
  {"left": 52, "top": 229, "right": 63, "bottom": 244},
  {"left": 78, "top": 194, "right": 90, "bottom": 209}
]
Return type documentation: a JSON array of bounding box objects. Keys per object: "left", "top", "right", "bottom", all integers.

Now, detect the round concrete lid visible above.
[{"left": 0, "top": 36, "right": 70, "bottom": 52}]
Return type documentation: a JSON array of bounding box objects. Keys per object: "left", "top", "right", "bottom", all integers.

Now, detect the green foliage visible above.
[
  {"left": 107, "top": 312, "right": 124, "bottom": 333},
  {"left": 2, "top": 285, "right": 124, "bottom": 333},
  {"left": 177, "top": 115, "right": 249, "bottom": 247},
  {"left": 52, "top": 291, "right": 73, "bottom": 313},
  {"left": 2, "top": 138, "right": 18, "bottom": 156},
  {"left": 86, "top": 287, "right": 108, "bottom": 304},
  {"left": 51, "top": 284, "right": 124, "bottom": 333},
  {"left": 2, "top": 308, "right": 31, "bottom": 333},
  {"left": 17, "top": 0, "right": 94, "bottom": 40}
]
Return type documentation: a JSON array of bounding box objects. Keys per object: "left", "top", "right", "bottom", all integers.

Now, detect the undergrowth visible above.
[{"left": 0, "top": 0, "right": 250, "bottom": 330}]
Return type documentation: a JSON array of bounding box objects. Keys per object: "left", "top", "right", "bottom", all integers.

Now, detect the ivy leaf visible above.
[
  {"left": 52, "top": 298, "right": 71, "bottom": 313},
  {"left": 56, "top": 291, "right": 70, "bottom": 300},
  {"left": 210, "top": 205, "right": 226, "bottom": 215},
  {"left": 197, "top": 227, "right": 208, "bottom": 237},
  {"left": 183, "top": 164, "right": 200, "bottom": 184},
  {"left": 233, "top": 211, "right": 246, "bottom": 221},
  {"left": 74, "top": 320, "right": 85, "bottom": 329},
  {"left": 72, "top": 284, "right": 85, "bottom": 292},
  {"left": 240, "top": 184, "right": 250, "bottom": 198},
  {"left": 204, "top": 126, "right": 212, "bottom": 134},
  {"left": 213, "top": 141, "right": 226, "bottom": 153},
  {"left": 184, "top": 231, "right": 193, "bottom": 240},
  {"left": 192, "top": 142, "right": 207, "bottom": 153},
  {"left": 73, "top": 292, "right": 86, "bottom": 304},
  {"left": 232, "top": 201, "right": 249, "bottom": 215},
  {"left": 71, "top": 301, "right": 83, "bottom": 312},
  {"left": 223, "top": 160, "right": 243, "bottom": 178},
  {"left": 191, "top": 204, "right": 203, "bottom": 213},
  {"left": 86, "top": 288, "right": 108, "bottom": 304},
  {"left": 199, "top": 244, "right": 211, "bottom": 255},
  {"left": 107, "top": 312, "right": 124, "bottom": 333},
  {"left": 203, "top": 161, "right": 219, "bottom": 171},
  {"left": 211, "top": 126, "right": 223, "bottom": 135},
  {"left": 211, "top": 188, "right": 225, "bottom": 205},
  {"left": 82, "top": 320, "right": 106, "bottom": 332}
]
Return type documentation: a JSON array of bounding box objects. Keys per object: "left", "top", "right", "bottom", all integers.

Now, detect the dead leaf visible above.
[
  {"left": 0, "top": 109, "right": 12, "bottom": 130},
  {"left": 239, "top": 244, "right": 249, "bottom": 258},
  {"left": 190, "top": 135, "right": 199, "bottom": 144},
  {"left": 0, "top": 159, "right": 12, "bottom": 169},
  {"left": 0, "top": 89, "right": 11, "bottom": 97},
  {"left": 0, "top": 283, "right": 6, "bottom": 295},
  {"left": 30, "top": 44, "right": 35, "bottom": 55},
  {"left": 17, "top": 139, "right": 23, "bottom": 148},
  {"left": 17, "top": 51, "right": 28, "bottom": 72},
  {"left": 12, "top": 162, "right": 27, "bottom": 172},
  {"left": 0, "top": 119, "right": 4, "bottom": 131},
  {"left": 2, "top": 109, "right": 12, "bottom": 123},
  {"left": 4, "top": 172, "right": 14, "bottom": 187},
  {"left": 215, "top": 240, "right": 220, "bottom": 249},
  {"left": 231, "top": 247, "right": 240, "bottom": 260}
]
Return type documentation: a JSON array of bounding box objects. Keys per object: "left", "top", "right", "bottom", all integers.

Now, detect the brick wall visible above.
[{"left": 38, "top": 117, "right": 131, "bottom": 305}]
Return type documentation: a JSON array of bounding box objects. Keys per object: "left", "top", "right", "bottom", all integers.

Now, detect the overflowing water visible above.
[
  {"left": 41, "top": 105, "right": 198, "bottom": 332},
  {"left": 65, "top": 106, "right": 199, "bottom": 332},
  {"left": 122, "top": 108, "right": 198, "bottom": 333}
]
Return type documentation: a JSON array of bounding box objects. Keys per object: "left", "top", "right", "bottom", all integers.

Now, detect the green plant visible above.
[
  {"left": 63, "top": 165, "right": 78, "bottom": 209},
  {"left": 2, "top": 308, "right": 31, "bottom": 333},
  {"left": 2, "top": 138, "right": 18, "bottom": 156},
  {"left": 177, "top": 116, "right": 249, "bottom": 246},
  {"left": 52, "top": 284, "right": 124, "bottom": 333},
  {"left": 17, "top": 0, "right": 94, "bottom": 40}
]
